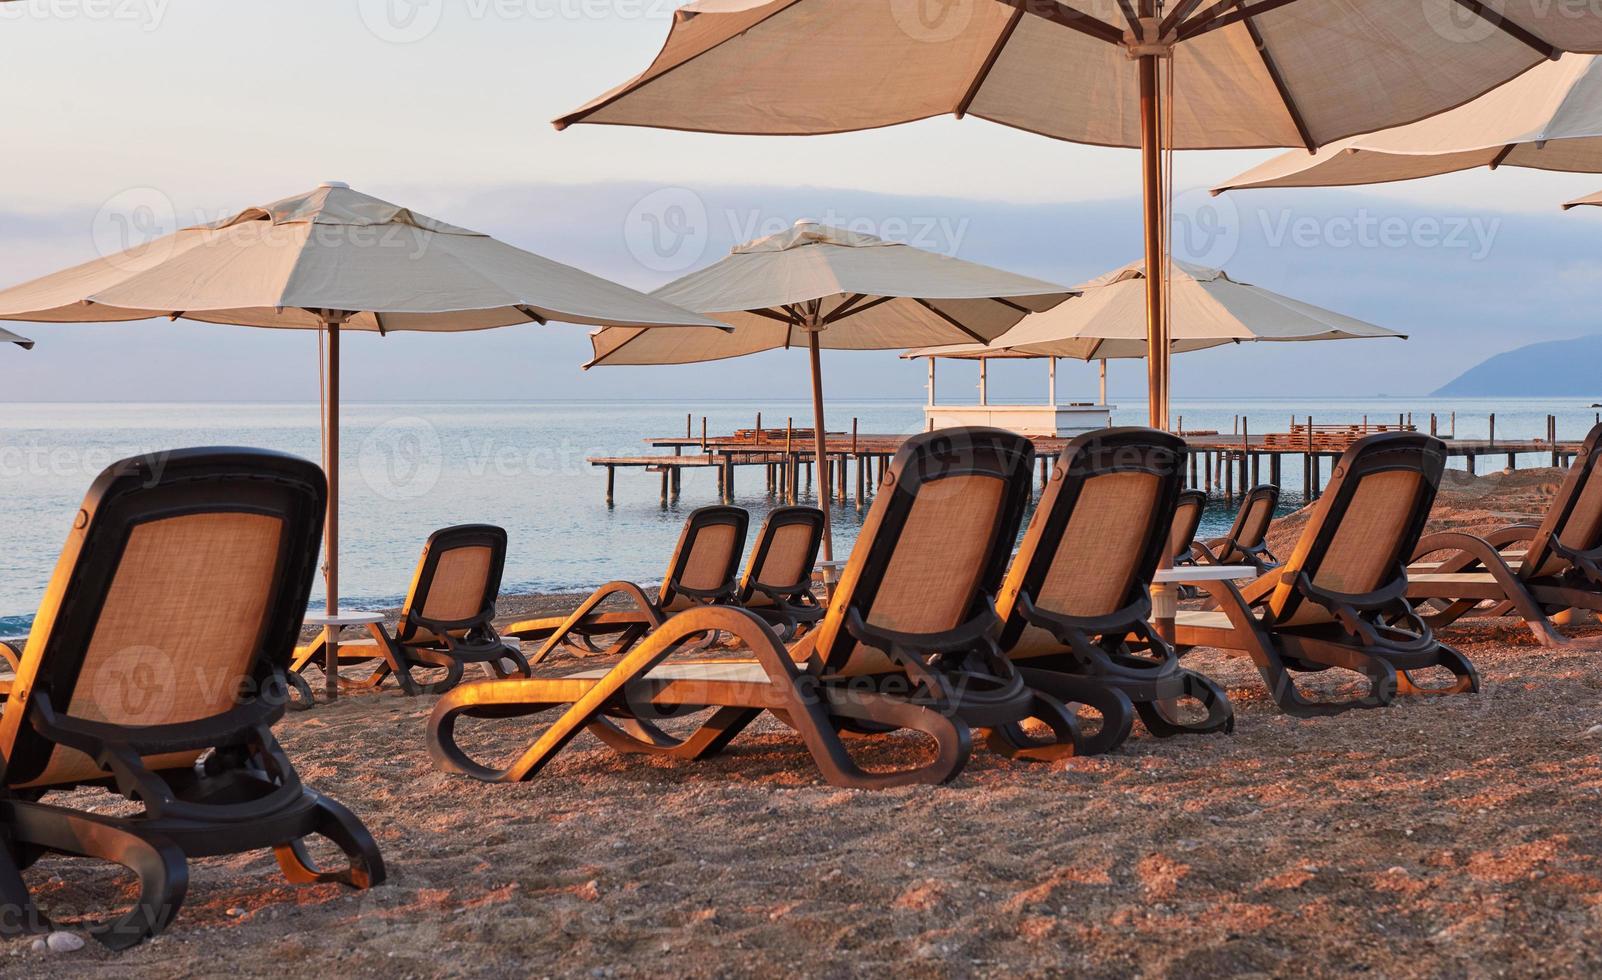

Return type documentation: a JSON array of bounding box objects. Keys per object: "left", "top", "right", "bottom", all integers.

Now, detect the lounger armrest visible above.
[
  {"left": 1412, "top": 530, "right": 1513, "bottom": 568},
  {"left": 29, "top": 692, "right": 278, "bottom": 759},
  {"left": 1483, "top": 524, "right": 1539, "bottom": 548},
  {"left": 0, "top": 640, "right": 18, "bottom": 676},
  {"left": 505, "top": 580, "right": 663, "bottom": 640},
  {"left": 844, "top": 605, "right": 1000, "bottom": 658},
  {"left": 1189, "top": 541, "right": 1224, "bottom": 565}
]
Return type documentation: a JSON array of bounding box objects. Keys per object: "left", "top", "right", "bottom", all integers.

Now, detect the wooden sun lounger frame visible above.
[
  {"left": 288, "top": 524, "right": 530, "bottom": 706},
  {"left": 1407, "top": 422, "right": 1602, "bottom": 647},
  {"left": 427, "top": 428, "right": 1078, "bottom": 789},
  {"left": 995, "top": 428, "right": 1233, "bottom": 755},
  {"left": 0, "top": 449, "right": 383, "bottom": 949},
  {"left": 1174, "top": 433, "right": 1479, "bottom": 716},
  {"left": 506, "top": 505, "right": 750, "bottom": 662}
]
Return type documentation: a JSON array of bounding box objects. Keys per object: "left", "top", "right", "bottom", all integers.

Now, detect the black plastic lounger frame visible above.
[
  {"left": 995, "top": 428, "right": 1234, "bottom": 755},
  {"left": 0, "top": 448, "right": 384, "bottom": 949},
  {"left": 1194, "top": 483, "right": 1281, "bottom": 572}
]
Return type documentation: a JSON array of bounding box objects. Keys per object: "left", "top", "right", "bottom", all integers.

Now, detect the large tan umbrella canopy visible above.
[
  {"left": 1, "top": 326, "right": 31, "bottom": 349},
  {"left": 556, "top": 0, "right": 1602, "bottom": 430},
  {"left": 0, "top": 181, "right": 724, "bottom": 698},
  {"left": 1214, "top": 54, "right": 1602, "bottom": 193},
  {"left": 587, "top": 219, "right": 1075, "bottom": 559}
]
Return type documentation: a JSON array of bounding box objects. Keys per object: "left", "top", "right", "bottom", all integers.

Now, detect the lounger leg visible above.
[
  {"left": 1395, "top": 642, "right": 1481, "bottom": 698},
  {"left": 587, "top": 706, "right": 763, "bottom": 760},
  {"left": 982, "top": 690, "right": 1082, "bottom": 762},
  {"left": 1263, "top": 639, "right": 1399, "bottom": 716},
  {"left": 807, "top": 690, "right": 972, "bottom": 788},
  {"left": 286, "top": 669, "right": 317, "bottom": 712},
  {"left": 4, "top": 802, "right": 188, "bottom": 951},
  {"left": 273, "top": 792, "right": 386, "bottom": 890},
  {"left": 1132, "top": 670, "right": 1235, "bottom": 738},
  {"left": 1016, "top": 668, "right": 1136, "bottom": 756}
]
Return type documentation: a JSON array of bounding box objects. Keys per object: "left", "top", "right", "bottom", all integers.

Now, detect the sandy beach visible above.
[{"left": 10, "top": 468, "right": 1602, "bottom": 978}]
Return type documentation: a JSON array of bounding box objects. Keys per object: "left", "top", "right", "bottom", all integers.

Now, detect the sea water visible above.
[{"left": 2, "top": 397, "right": 1593, "bottom": 633}]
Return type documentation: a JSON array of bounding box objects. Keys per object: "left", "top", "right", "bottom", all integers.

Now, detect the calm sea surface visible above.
[{"left": 2, "top": 397, "right": 1595, "bottom": 633}]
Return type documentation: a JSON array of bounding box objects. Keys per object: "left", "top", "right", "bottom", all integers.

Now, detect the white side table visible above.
[{"left": 302, "top": 610, "right": 387, "bottom": 701}]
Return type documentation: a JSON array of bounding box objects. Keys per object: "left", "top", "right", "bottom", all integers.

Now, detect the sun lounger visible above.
[
  {"left": 0, "top": 641, "right": 17, "bottom": 702},
  {"left": 992, "top": 429, "right": 1234, "bottom": 755},
  {"left": 734, "top": 505, "right": 826, "bottom": 639},
  {"left": 289, "top": 524, "right": 530, "bottom": 704},
  {"left": 1192, "top": 484, "right": 1280, "bottom": 572},
  {"left": 1167, "top": 488, "right": 1209, "bottom": 597},
  {"left": 1172, "top": 433, "right": 1479, "bottom": 715},
  {"left": 1408, "top": 422, "right": 1602, "bottom": 646},
  {"left": 0, "top": 449, "right": 384, "bottom": 949},
  {"left": 506, "top": 505, "right": 750, "bottom": 661},
  {"left": 427, "top": 428, "right": 1078, "bottom": 789}
]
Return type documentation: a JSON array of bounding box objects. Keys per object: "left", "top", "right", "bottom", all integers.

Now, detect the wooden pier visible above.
[{"left": 590, "top": 412, "right": 1590, "bottom": 508}]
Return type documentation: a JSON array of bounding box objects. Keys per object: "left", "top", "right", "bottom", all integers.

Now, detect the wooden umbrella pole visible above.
[
  {"left": 1138, "top": 24, "right": 1167, "bottom": 432},
  {"left": 323, "top": 316, "right": 342, "bottom": 701},
  {"left": 806, "top": 318, "right": 834, "bottom": 566}
]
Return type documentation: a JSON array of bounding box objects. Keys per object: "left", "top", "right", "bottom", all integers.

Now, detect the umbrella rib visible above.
[
  {"left": 1235, "top": 3, "right": 1315, "bottom": 151},
  {"left": 585, "top": 327, "right": 648, "bottom": 368},
  {"left": 1176, "top": 0, "right": 1300, "bottom": 41},
  {"left": 1488, "top": 143, "right": 1518, "bottom": 168},
  {"left": 992, "top": 297, "right": 1033, "bottom": 314},
  {"left": 956, "top": 6, "right": 1023, "bottom": 119},
  {"left": 1114, "top": 0, "right": 1140, "bottom": 33},
  {"left": 913, "top": 298, "right": 989, "bottom": 344},
  {"left": 824, "top": 293, "right": 869, "bottom": 322},
  {"left": 1447, "top": 0, "right": 1560, "bottom": 59},
  {"left": 996, "top": 0, "right": 1124, "bottom": 45},
  {"left": 515, "top": 304, "right": 549, "bottom": 325},
  {"left": 823, "top": 294, "right": 897, "bottom": 325},
  {"left": 1159, "top": 0, "right": 1210, "bottom": 37}
]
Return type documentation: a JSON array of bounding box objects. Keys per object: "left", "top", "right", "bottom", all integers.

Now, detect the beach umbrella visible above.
[
  {"left": 1564, "top": 191, "right": 1602, "bottom": 210},
  {"left": 1, "top": 326, "right": 31, "bottom": 349},
  {"left": 1214, "top": 54, "right": 1602, "bottom": 194},
  {"left": 906, "top": 259, "right": 1402, "bottom": 404},
  {"left": 586, "top": 219, "right": 1074, "bottom": 560},
  {"left": 977, "top": 260, "right": 1405, "bottom": 360},
  {"left": 554, "top": 0, "right": 1602, "bottom": 430},
  {"left": 0, "top": 181, "right": 724, "bottom": 695}
]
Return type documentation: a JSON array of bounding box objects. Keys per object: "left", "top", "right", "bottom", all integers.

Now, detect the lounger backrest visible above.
[
  {"left": 0, "top": 449, "right": 325, "bottom": 790},
  {"left": 1167, "top": 488, "right": 1207, "bottom": 563},
  {"left": 1268, "top": 434, "right": 1444, "bottom": 627},
  {"left": 1522, "top": 423, "right": 1602, "bottom": 579},
  {"left": 1230, "top": 484, "right": 1280, "bottom": 550},
  {"left": 657, "top": 506, "right": 749, "bottom": 610},
  {"left": 397, "top": 524, "right": 508, "bottom": 639},
  {"left": 996, "top": 428, "right": 1184, "bottom": 646},
  {"left": 808, "top": 427, "right": 1032, "bottom": 676},
  {"left": 739, "top": 506, "right": 825, "bottom": 599}
]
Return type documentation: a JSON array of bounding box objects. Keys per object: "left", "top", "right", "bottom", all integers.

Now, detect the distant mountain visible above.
[{"left": 1433, "top": 335, "right": 1602, "bottom": 398}]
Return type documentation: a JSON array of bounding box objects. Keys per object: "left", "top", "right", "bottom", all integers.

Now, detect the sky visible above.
[{"left": 3, "top": 0, "right": 1602, "bottom": 404}]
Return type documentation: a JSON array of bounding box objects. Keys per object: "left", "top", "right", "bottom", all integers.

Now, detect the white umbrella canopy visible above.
[
  {"left": 1214, "top": 54, "right": 1602, "bottom": 193},
  {"left": 0, "top": 182, "right": 723, "bottom": 700},
  {"left": 588, "top": 221, "right": 1071, "bottom": 366},
  {"left": 909, "top": 260, "right": 1403, "bottom": 360},
  {"left": 0, "top": 182, "right": 724, "bottom": 332},
  {"left": 556, "top": 0, "right": 1602, "bottom": 429},
  {"left": 1, "top": 326, "right": 32, "bottom": 349},
  {"left": 587, "top": 219, "right": 1075, "bottom": 560}
]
